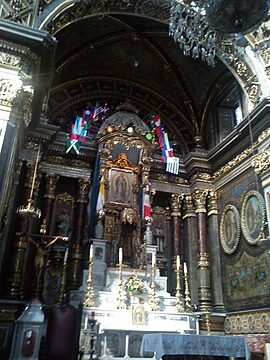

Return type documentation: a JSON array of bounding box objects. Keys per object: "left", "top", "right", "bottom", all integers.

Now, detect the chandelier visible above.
[
  {"left": 17, "top": 144, "right": 41, "bottom": 219},
  {"left": 169, "top": 0, "right": 270, "bottom": 67}
]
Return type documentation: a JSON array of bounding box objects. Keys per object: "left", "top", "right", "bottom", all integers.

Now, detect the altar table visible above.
[{"left": 141, "top": 333, "right": 249, "bottom": 360}]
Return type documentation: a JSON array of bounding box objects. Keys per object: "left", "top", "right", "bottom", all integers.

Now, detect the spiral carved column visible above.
[
  {"left": 68, "top": 178, "right": 90, "bottom": 290},
  {"left": 207, "top": 191, "right": 224, "bottom": 311},
  {"left": 193, "top": 189, "right": 212, "bottom": 311}
]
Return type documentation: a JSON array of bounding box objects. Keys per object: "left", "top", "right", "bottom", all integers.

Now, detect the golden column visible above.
[
  {"left": 193, "top": 189, "right": 212, "bottom": 311},
  {"left": 68, "top": 178, "right": 90, "bottom": 290}
]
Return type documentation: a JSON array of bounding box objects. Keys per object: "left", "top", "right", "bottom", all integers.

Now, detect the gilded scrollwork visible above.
[
  {"left": 0, "top": 52, "right": 20, "bottom": 67},
  {"left": 78, "top": 178, "right": 91, "bottom": 203},
  {"left": 44, "top": 174, "right": 59, "bottom": 199},
  {"left": 251, "top": 147, "right": 270, "bottom": 174},
  {"left": 12, "top": 88, "right": 34, "bottom": 126}
]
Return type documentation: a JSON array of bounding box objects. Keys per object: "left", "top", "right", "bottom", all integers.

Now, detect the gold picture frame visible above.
[
  {"left": 241, "top": 190, "right": 265, "bottom": 245},
  {"left": 220, "top": 204, "right": 241, "bottom": 254}
]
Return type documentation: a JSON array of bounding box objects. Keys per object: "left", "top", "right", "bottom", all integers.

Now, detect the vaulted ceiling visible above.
[{"left": 47, "top": 9, "right": 235, "bottom": 154}]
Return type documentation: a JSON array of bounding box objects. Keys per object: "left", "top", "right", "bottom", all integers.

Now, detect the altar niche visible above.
[{"left": 102, "top": 153, "right": 141, "bottom": 268}]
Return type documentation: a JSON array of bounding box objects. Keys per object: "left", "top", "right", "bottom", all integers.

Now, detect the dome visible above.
[{"left": 98, "top": 102, "right": 150, "bottom": 135}]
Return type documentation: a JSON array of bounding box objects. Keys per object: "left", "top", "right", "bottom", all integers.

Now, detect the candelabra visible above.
[
  {"left": 17, "top": 144, "right": 41, "bottom": 219},
  {"left": 175, "top": 264, "right": 185, "bottom": 313},
  {"left": 169, "top": 0, "right": 269, "bottom": 67},
  {"left": 149, "top": 262, "right": 158, "bottom": 311},
  {"left": 84, "top": 257, "right": 94, "bottom": 307},
  {"left": 116, "top": 261, "right": 126, "bottom": 310},
  {"left": 183, "top": 267, "right": 192, "bottom": 313}
]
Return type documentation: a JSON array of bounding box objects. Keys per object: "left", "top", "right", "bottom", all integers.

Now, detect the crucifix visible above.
[{"left": 28, "top": 233, "right": 69, "bottom": 299}]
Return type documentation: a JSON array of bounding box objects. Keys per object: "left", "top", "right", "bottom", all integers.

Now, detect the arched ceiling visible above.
[{"left": 46, "top": 6, "right": 235, "bottom": 154}]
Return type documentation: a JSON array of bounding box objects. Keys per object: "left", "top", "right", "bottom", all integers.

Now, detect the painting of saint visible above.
[
  {"left": 241, "top": 190, "right": 265, "bottom": 244},
  {"left": 220, "top": 205, "right": 240, "bottom": 254},
  {"left": 107, "top": 169, "right": 133, "bottom": 206}
]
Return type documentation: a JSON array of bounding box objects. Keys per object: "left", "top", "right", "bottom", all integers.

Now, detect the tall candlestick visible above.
[
  {"left": 119, "top": 247, "right": 123, "bottom": 264},
  {"left": 184, "top": 262, "right": 187, "bottom": 275},
  {"left": 176, "top": 255, "right": 180, "bottom": 270},
  {"left": 64, "top": 247, "right": 69, "bottom": 264},
  {"left": 152, "top": 252, "right": 156, "bottom": 267},
  {"left": 89, "top": 244, "right": 93, "bottom": 260}
]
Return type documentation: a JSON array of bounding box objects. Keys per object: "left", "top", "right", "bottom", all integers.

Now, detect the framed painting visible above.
[
  {"left": 241, "top": 190, "right": 265, "bottom": 245},
  {"left": 220, "top": 204, "right": 241, "bottom": 254},
  {"left": 107, "top": 168, "right": 134, "bottom": 206}
]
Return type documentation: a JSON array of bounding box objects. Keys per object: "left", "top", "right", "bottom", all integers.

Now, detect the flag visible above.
[
  {"left": 143, "top": 181, "right": 151, "bottom": 219},
  {"left": 101, "top": 102, "right": 110, "bottom": 121},
  {"left": 96, "top": 177, "right": 105, "bottom": 212},
  {"left": 93, "top": 102, "right": 103, "bottom": 121},
  {"left": 66, "top": 137, "right": 80, "bottom": 155},
  {"left": 82, "top": 102, "right": 94, "bottom": 122},
  {"left": 70, "top": 115, "right": 88, "bottom": 142},
  {"left": 166, "top": 156, "right": 180, "bottom": 174}
]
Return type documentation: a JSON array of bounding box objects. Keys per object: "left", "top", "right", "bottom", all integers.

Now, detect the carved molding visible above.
[
  {"left": 0, "top": 79, "right": 20, "bottom": 107},
  {"left": 251, "top": 147, "right": 270, "bottom": 175},
  {"left": 78, "top": 178, "right": 91, "bottom": 203},
  {"left": 44, "top": 173, "right": 59, "bottom": 199},
  {"left": 225, "top": 311, "right": 270, "bottom": 334}
]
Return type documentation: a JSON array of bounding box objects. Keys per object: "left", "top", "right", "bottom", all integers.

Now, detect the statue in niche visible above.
[
  {"left": 94, "top": 211, "right": 104, "bottom": 239},
  {"left": 114, "top": 208, "right": 140, "bottom": 267},
  {"left": 155, "top": 226, "right": 165, "bottom": 253}
]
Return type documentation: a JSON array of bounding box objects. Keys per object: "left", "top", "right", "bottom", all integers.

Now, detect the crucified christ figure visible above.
[{"left": 29, "top": 235, "right": 69, "bottom": 299}]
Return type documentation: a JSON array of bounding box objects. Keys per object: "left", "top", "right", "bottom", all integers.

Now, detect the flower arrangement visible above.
[{"left": 125, "top": 273, "right": 144, "bottom": 295}]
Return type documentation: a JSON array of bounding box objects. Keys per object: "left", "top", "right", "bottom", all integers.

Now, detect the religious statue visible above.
[{"left": 29, "top": 235, "right": 68, "bottom": 298}]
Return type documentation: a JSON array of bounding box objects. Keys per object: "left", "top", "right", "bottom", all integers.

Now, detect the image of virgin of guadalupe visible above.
[{"left": 114, "top": 172, "right": 128, "bottom": 202}]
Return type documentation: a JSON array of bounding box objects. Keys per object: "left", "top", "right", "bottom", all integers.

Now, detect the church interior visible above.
[{"left": 0, "top": 0, "right": 270, "bottom": 359}]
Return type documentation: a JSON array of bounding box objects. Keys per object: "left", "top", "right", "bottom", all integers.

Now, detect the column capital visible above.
[
  {"left": 192, "top": 189, "right": 209, "bottom": 213},
  {"left": 207, "top": 190, "right": 218, "bottom": 215},
  {"left": 183, "top": 194, "right": 196, "bottom": 218},
  {"left": 170, "top": 193, "right": 184, "bottom": 213}
]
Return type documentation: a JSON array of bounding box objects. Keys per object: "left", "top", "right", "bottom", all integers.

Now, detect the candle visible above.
[
  {"left": 64, "top": 247, "right": 69, "bottom": 264},
  {"left": 89, "top": 244, "right": 93, "bottom": 259},
  {"left": 152, "top": 252, "right": 156, "bottom": 267},
  {"left": 176, "top": 255, "right": 180, "bottom": 270},
  {"left": 84, "top": 316, "right": 88, "bottom": 330},
  {"left": 184, "top": 262, "right": 187, "bottom": 275},
  {"left": 119, "top": 247, "right": 123, "bottom": 264}
]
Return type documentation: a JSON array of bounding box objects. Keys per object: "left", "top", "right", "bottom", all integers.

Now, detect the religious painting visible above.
[
  {"left": 107, "top": 168, "right": 134, "bottom": 206},
  {"left": 241, "top": 190, "right": 265, "bottom": 245},
  {"left": 51, "top": 193, "right": 75, "bottom": 237},
  {"left": 132, "top": 305, "right": 145, "bottom": 325},
  {"left": 220, "top": 204, "right": 241, "bottom": 254}
]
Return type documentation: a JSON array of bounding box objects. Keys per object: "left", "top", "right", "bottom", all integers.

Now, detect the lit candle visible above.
[
  {"left": 89, "top": 244, "right": 93, "bottom": 260},
  {"left": 184, "top": 262, "right": 187, "bottom": 275},
  {"left": 64, "top": 247, "right": 69, "bottom": 264},
  {"left": 176, "top": 255, "right": 180, "bottom": 270},
  {"left": 152, "top": 252, "right": 156, "bottom": 267},
  {"left": 119, "top": 247, "right": 123, "bottom": 264}
]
